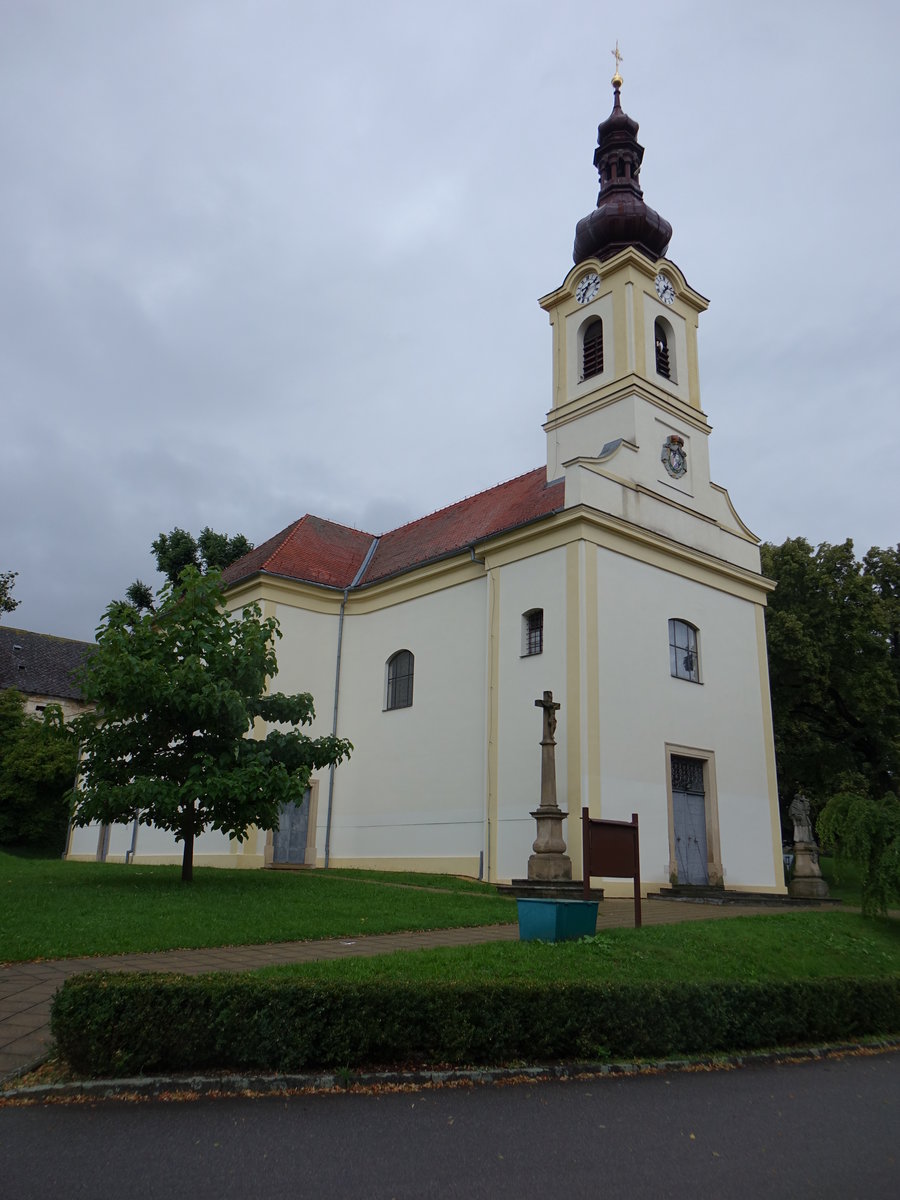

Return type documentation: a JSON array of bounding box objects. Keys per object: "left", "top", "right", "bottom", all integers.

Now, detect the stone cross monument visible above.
[{"left": 527, "top": 690, "right": 572, "bottom": 881}]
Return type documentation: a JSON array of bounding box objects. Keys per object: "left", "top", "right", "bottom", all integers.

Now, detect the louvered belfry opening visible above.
[
  {"left": 655, "top": 320, "right": 670, "bottom": 379},
  {"left": 582, "top": 319, "right": 604, "bottom": 379}
]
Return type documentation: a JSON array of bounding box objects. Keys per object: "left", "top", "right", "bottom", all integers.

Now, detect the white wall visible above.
[
  {"left": 593, "top": 550, "right": 776, "bottom": 888},
  {"left": 494, "top": 547, "right": 569, "bottom": 881},
  {"left": 323, "top": 578, "right": 488, "bottom": 868}
]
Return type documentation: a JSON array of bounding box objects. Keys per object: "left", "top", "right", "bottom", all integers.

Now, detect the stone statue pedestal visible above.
[
  {"left": 788, "top": 841, "right": 830, "bottom": 899},
  {"left": 527, "top": 805, "right": 572, "bottom": 882}
]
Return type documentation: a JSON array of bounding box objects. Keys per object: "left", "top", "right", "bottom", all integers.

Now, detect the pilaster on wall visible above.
[
  {"left": 564, "top": 540, "right": 602, "bottom": 873},
  {"left": 485, "top": 567, "right": 501, "bottom": 882}
]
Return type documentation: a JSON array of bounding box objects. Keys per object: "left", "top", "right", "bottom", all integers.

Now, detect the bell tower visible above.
[{"left": 537, "top": 65, "right": 757, "bottom": 568}]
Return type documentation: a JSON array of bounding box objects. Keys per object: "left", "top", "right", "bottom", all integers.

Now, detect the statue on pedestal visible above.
[
  {"left": 787, "top": 791, "right": 830, "bottom": 899},
  {"left": 527, "top": 690, "right": 572, "bottom": 882}
]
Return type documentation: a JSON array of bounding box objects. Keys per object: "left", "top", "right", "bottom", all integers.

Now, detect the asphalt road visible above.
[{"left": 2, "top": 1051, "right": 897, "bottom": 1199}]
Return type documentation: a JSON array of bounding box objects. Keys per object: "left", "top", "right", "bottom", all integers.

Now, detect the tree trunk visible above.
[{"left": 181, "top": 828, "right": 194, "bottom": 883}]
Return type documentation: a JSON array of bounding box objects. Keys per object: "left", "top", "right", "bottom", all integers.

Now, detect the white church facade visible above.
[{"left": 68, "top": 77, "right": 785, "bottom": 895}]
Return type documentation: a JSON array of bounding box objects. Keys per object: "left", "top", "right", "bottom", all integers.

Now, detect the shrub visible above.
[{"left": 51, "top": 971, "right": 900, "bottom": 1078}]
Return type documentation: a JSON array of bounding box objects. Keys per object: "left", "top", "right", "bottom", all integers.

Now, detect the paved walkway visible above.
[{"left": 0, "top": 898, "right": 824, "bottom": 1083}]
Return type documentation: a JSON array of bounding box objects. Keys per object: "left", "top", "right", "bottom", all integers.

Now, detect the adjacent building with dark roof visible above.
[{"left": 0, "top": 626, "right": 94, "bottom": 719}]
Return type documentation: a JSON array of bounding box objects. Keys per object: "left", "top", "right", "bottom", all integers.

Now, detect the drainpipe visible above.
[
  {"left": 125, "top": 814, "right": 140, "bottom": 864},
  {"left": 324, "top": 536, "right": 379, "bottom": 868}
]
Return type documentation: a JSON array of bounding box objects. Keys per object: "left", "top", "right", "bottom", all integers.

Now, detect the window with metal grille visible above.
[
  {"left": 655, "top": 319, "right": 671, "bottom": 379},
  {"left": 522, "top": 609, "right": 543, "bottom": 656},
  {"left": 671, "top": 754, "right": 705, "bottom": 795},
  {"left": 668, "top": 619, "right": 700, "bottom": 683},
  {"left": 581, "top": 319, "right": 604, "bottom": 380},
  {"left": 385, "top": 649, "right": 414, "bottom": 710}
]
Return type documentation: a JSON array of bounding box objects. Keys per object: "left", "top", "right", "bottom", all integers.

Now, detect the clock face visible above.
[
  {"left": 575, "top": 273, "right": 601, "bottom": 305},
  {"left": 654, "top": 273, "right": 675, "bottom": 305}
]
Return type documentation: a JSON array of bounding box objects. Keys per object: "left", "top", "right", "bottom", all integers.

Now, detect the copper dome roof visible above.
[{"left": 573, "top": 80, "right": 672, "bottom": 265}]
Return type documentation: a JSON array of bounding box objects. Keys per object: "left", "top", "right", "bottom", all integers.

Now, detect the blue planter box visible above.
[{"left": 516, "top": 898, "right": 599, "bottom": 942}]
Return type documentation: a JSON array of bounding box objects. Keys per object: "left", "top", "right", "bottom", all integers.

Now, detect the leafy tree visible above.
[
  {"left": 122, "top": 528, "right": 253, "bottom": 615},
  {"left": 72, "top": 567, "right": 351, "bottom": 882},
  {"left": 1, "top": 570, "right": 19, "bottom": 619},
  {"left": 152, "top": 527, "right": 253, "bottom": 586},
  {"left": 818, "top": 789, "right": 900, "bottom": 916},
  {"left": 760, "top": 538, "right": 900, "bottom": 819},
  {"left": 0, "top": 690, "right": 77, "bottom": 850}
]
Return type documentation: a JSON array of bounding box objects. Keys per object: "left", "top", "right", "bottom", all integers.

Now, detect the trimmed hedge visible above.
[{"left": 51, "top": 971, "right": 900, "bottom": 1078}]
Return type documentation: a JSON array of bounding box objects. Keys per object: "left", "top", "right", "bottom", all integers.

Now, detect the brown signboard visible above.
[{"left": 582, "top": 808, "right": 642, "bottom": 927}]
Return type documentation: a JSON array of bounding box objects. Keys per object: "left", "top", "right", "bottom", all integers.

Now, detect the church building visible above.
[{"left": 68, "top": 73, "right": 786, "bottom": 896}]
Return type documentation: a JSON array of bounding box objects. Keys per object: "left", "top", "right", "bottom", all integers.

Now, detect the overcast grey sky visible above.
[{"left": 2, "top": 0, "right": 898, "bottom": 642}]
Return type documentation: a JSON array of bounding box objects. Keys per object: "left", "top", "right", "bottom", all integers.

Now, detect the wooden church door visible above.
[{"left": 671, "top": 756, "right": 709, "bottom": 885}]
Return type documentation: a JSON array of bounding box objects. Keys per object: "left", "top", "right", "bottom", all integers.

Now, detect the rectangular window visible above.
[{"left": 523, "top": 609, "right": 543, "bottom": 656}]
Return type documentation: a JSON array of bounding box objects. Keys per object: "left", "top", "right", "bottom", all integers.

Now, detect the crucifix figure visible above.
[{"left": 535, "top": 690, "right": 561, "bottom": 811}]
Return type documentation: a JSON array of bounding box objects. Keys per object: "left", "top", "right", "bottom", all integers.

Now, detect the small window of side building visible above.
[
  {"left": 385, "top": 649, "right": 414, "bottom": 710},
  {"left": 669, "top": 619, "right": 700, "bottom": 683},
  {"left": 581, "top": 318, "right": 604, "bottom": 380},
  {"left": 522, "top": 609, "right": 544, "bottom": 656}
]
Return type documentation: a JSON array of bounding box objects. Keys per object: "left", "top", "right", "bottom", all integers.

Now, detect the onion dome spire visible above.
[{"left": 573, "top": 66, "right": 672, "bottom": 266}]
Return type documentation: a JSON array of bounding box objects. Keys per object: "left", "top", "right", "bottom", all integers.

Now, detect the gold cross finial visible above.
[{"left": 611, "top": 41, "right": 623, "bottom": 87}]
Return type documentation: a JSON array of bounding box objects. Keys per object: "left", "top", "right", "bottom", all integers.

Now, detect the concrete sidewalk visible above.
[{"left": 0, "top": 898, "right": 820, "bottom": 1083}]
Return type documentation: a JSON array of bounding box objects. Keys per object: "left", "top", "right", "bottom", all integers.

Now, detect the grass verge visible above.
[
  {"left": 254, "top": 910, "right": 900, "bottom": 985},
  {"left": 0, "top": 850, "right": 514, "bottom": 962}
]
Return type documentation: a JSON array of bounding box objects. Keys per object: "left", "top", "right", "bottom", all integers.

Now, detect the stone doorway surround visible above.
[{"left": 664, "top": 744, "right": 722, "bottom": 888}]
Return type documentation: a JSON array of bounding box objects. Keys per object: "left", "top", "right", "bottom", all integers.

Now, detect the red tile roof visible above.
[
  {"left": 223, "top": 468, "right": 564, "bottom": 592},
  {"left": 221, "top": 516, "right": 375, "bottom": 590}
]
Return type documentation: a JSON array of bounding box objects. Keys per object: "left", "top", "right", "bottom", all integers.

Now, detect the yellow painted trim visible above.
[
  {"left": 711, "top": 483, "right": 760, "bottom": 543},
  {"left": 226, "top": 557, "right": 484, "bottom": 618},
  {"left": 226, "top": 576, "right": 344, "bottom": 615},
  {"left": 348, "top": 557, "right": 483, "bottom": 612},
  {"left": 100, "top": 854, "right": 268, "bottom": 869},
  {"left": 486, "top": 568, "right": 501, "bottom": 882},
  {"left": 544, "top": 375, "right": 711, "bottom": 438},
  {"left": 756, "top": 605, "right": 788, "bottom": 893},
  {"left": 539, "top": 248, "right": 709, "bottom": 315},
  {"left": 318, "top": 856, "right": 483, "bottom": 878},
  {"left": 565, "top": 542, "right": 582, "bottom": 845},
  {"left": 481, "top": 508, "right": 774, "bottom": 603}
]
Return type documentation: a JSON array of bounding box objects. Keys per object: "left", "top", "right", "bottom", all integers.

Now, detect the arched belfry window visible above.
[
  {"left": 385, "top": 650, "right": 414, "bottom": 710},
  {"left": 668, "top": 619, "right": 700, "bottom": 683},
  {"left": 655, "top": 319, "right": 671, "bottom": 379},
  {"left": 581, "top": 319, "right": 604, "bottom": 381}
]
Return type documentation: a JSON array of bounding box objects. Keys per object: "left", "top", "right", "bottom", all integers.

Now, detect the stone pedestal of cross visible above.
[{"left": 527, "top": 690, "right": 572, "bottom": 881}]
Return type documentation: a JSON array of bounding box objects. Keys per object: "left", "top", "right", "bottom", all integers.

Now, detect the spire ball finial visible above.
[{"left": 611, "top": 40, "right": 623, "bottom": 88}]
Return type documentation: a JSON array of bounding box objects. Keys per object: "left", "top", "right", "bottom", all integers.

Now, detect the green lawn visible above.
[
  {"left": 255, "top": 910, "right": 900, "bottom": 986},
  {"left": 0, "top": 851, "right": 514, "bottom": 962}
]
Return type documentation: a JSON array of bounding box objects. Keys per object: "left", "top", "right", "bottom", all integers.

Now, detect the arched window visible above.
[
  {"left": 654, "top": 319, "right": 671, "bottom": 379},
  {"left": 668, "top": 619, "right": 700, "bottom": 683},
  {"left": 522, "top": 609, "right": 543, "bottom": 656},
  {"left": 385, "top": 650, "right": 414, "bottom": 710},
  {"left": 581, "top": 319, "right": 604, "bottom": 380}
]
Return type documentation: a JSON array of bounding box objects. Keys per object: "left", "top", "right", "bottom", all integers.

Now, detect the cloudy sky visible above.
[{"left": 2, "top": 0, "right": 898, "bottom": 642}]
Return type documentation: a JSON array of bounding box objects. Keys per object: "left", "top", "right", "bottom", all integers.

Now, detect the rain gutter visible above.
[{"left": 323, "top": 536, "right": 380, "bottom": 867}]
